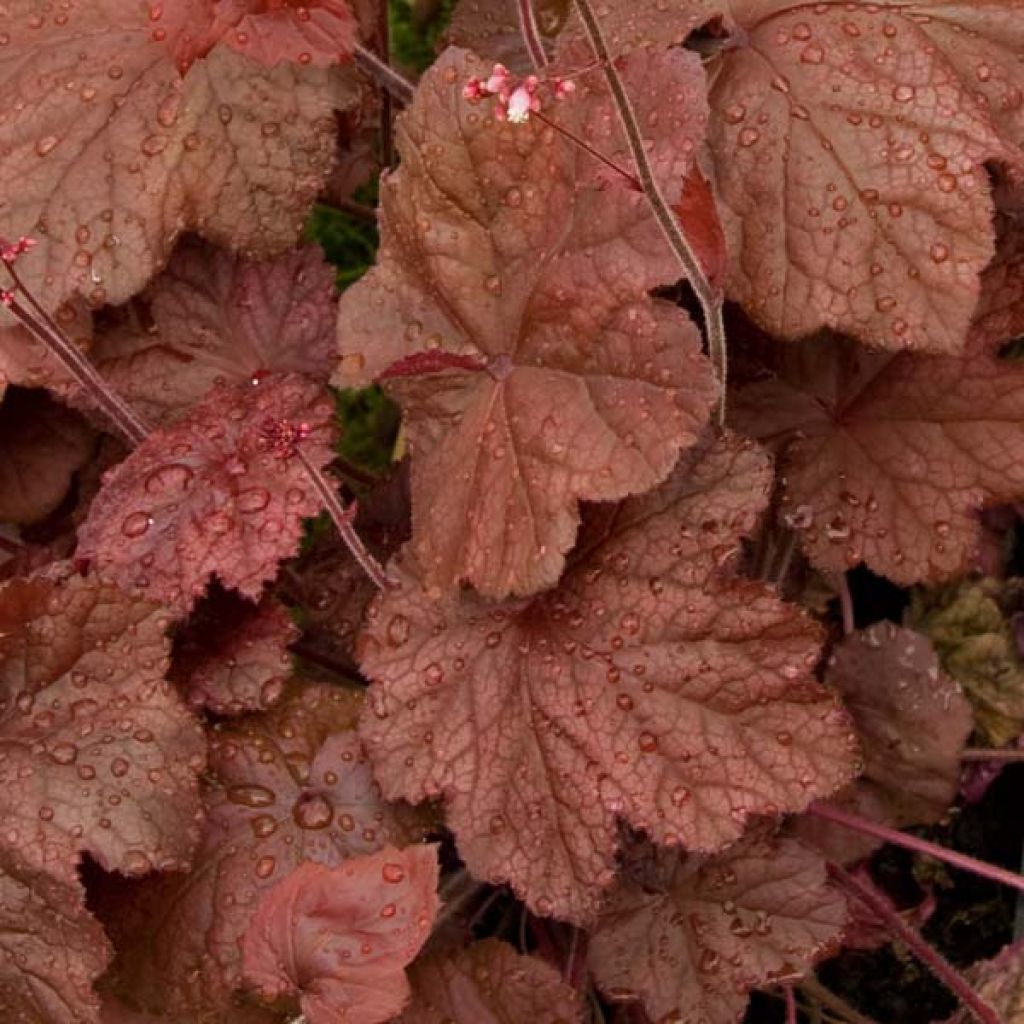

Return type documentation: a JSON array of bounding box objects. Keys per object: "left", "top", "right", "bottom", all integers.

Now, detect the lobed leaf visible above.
[
  {"left": 0, "top": 854, "right": 113, "bottom": 1024},
  {"left": 706, "top": 0, "right": 1024, "bottom": 353},
  {"left": 242, "top": 844, "right": 440, "bottom": 1024},
  {"left": 588, "top": 831, "right": 847, "bottom": 1024},
  {"left": 731, "top": 220, "right": 1024, "bottom": 585},
  {"left": 96, "top": 680, "right": 428, "bottom": 1019},
  {"left": 397, "top": 938, "right": 585, "bottom": 1023},
  {"left": 0, "top": 2, "right": 340, "bottom": 317},
  {"left": 76, "top": 374, "right": 336, "bottom": 615},
  {"left": 794, "top": 624, "right": 972, "bottom": 863},
  {"left": 0, "top": 573, "right": 205, "bottom": 883},
  {"left": 358, "top": 434, "right": 858, "bottom": 923},
  {"left": 335, "top": 47, "right": 717, "bottom": 598},
  {"left": 92, "top": 238, "right": 338, "bottom": 425}
]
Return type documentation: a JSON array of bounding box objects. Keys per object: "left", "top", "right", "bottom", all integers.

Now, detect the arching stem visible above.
[
  {"left": 3, "top": 268, "right": 150, "bottom": 446},
  {"left": 785, "top": 984, "right": 798, "bottom": 1024},
  {"left": 808, "top": 802, "right": 1024, "bottom": 893},
  {"left": 829, "top": 864, "right": 1001, "bottom": 1024},
  {"left": 570, "top": 0, "right": 727, "bottom": 426},
  {"left": 517, "top": 0, "right": 548, "bottom": 70},
  {"left": 962, "top": 747, "right": 1024, "bottom": 762},
  {"left": 295, "top": 449, "right": 395, "bottom": 590},
  {"left": 354, "top": 43, "right": 415, "bottom": 105}
]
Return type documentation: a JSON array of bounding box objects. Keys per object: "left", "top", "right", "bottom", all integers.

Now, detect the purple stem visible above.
[
  {"left": 4, "top": 276, "right": 150, "bottom": 447},
  {"left": 295, "top": 449, "right": 395, "bottom": 590},
  {"left": 533, "top": 111, "right": 640, "bottom": 189},
  {"left": 962, "top": 747, "right": 1024, "bottom": 762},
  {"left": 785, "top": 984, "right": 798, "bottom": 1024},
  {"left": 809, "top": 802, "right": 1024, "bottom": 893},
  {"left": 829, "top": 863, "right": 1001, "bottom": 1024},
  {"left": 517, "top": 0, "right": 548, "bottom": 70},
  {"left": 354, "top": 43, "right": 415, "bottom": 105},
  {"left": 835, "top": 572, "right": 855, "bottom": 635}
]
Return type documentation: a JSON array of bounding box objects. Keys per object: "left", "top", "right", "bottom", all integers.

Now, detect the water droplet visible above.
[
  {"left": 382, "top": 861, "right": 406, "bottom": 884},
  {"left": 50, "top": 742, "right": 78, "bottom": 765},
  {"left": 35, "top": 135, "right": 58, "bottom": 156},
  {"left": 228, "top": 784, "right": 276, "bottom": 808},
  {"left": 255, "top": 855, "right": 276, "bottom": 879},
  {"left": 121, "top": 511, "right": 153, "bottom": 538},
  {"left": 292, "top": 791, "right": 333, "bottom": 830},
  {"left": 386, "top": 614, "right": 410, "bottom": 647},
  {"left": 237, "top": 487, "right": 270, "bottom": 514}
]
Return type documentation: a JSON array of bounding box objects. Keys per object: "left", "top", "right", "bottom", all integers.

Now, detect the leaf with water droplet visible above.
[
  {"left": 93, "top": 680, "right": 429, "bottom": 1019},
  {"left": 731, "top": 221, "right": 1024, "bottom": 585},
  {"left": 242, "top": 844, "right": 440, "bottom": 1024},
  {"left": 0, "top": 572, "right": 205, "bottom": 884},
  {"left": 358, "top": 434, "right": 857, "bottom": 923},
  {"left": 588, "top": 830, "right": 846, "bottom": 1024},
  {"left": 397, "top": 938, "right": 584, "bottom": 1023},
  {"left": 91, "top": 238, "right": 339, "bottom": 426},
  {"left": 335, "top": 47, "right": 717, "bottom": 599},
  {"left": 77, "top": 373, "right": 335, "bottom": 615},
  {"left": 201, "top": 0, "right": 357, "bottom": 69},
  {"left": 707, "top": 0, "right": 1024, "bottom": 353},
  {"left": 794, "top": 624, "right": 972, "bottom": 864},
  {"left": 0, "top": 3, "right": 342, "bottom": 319}
]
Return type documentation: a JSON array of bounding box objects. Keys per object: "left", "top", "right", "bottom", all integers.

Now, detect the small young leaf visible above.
[
  {"left": 397, "top": 939, "right": 585, "bottom": 1023},
  {"left": 588, "top": 832, "right": 847, "bottom": 1024},
  {"left": 77, "top": 374, "right": 335, "bottom": 615},
  {"left": 242, "top": 844, "right": 440, "bottom": 1024},
  {"left": 96, "top": 681, "right": 428, "bottom": 1019},
  {"left": 92, "top": 239, "right": 338, "bottom": 425},
  {"left": 794, "top": 624, "right": 972, "bottom": 864},
  {"left": 358, "top": 434, "right": 857, "bottom": 923},
  {"left": 0, "top": 573, "right": 205, "bottom": 882},
  {"left": 706, "top": 1, "right": 1024, "bottom": 353},
  {"left": 171, "top": 591, "right": 298, "bottom": 715},
  {"left": 335, "top": 47, "right": 717, "bottom": 598},
  {"left": 0, "top": 854, "right": 113, "bottom": 1024}
]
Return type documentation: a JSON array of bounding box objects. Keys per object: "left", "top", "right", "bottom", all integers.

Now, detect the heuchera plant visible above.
[{"left": 2, "top": 1, "right": 1024, "bottom": 1023}]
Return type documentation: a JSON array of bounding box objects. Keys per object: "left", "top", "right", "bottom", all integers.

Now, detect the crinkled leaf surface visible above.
[
  {"left": 912, "top": 580, "right": 1024, "bottom": 746},
  {"left": 93, "top": 238, "right": 338, "bottom": 425},
  {"left": 97, "top": 681, "right": 427, "bottom": 1019},
  {"left": 794, "top": 624, "right": 971, "bottom": 863},
  {"left": 171, "top": 591, "right": 298, "bottom": 715},
  {"left": 0, "top": 573, "right": 204, "bottom": 883},
  {"left": 588, "top": 832, "right": 847, "bottom": 1024},
  {"left": 77, "top": 374, "right": 335, "bottom": 615},
  {"left": 0, "top": 3, "right": 338, "bottom": 315},
  {"left": 706, "top": 0, "right": 1024, "bottom": 353},
  {"left": 730, "top": 236, "right": 1024, "bottom": 584},
  {"left": 0, "top": 388, "right": 94, "bottom": 524},
  {"left": 206, "top": 0, "right": 357, "bottom": 68},
  {"left": 0, "top": 853, "right": 113, "bottom": 1024},
  {"left": 335, "top": 46, "right": 717, "bottom": 598},
  {"left": 0, "top": 303, "right": 93, "bottom": 395},
  {"left": 358, "top": 434, "right": 857, "bottom": 923},
  {"left": 398, "top": 938, "right": 584, "bottom": 1024},
  {"left": 242, "top": 844, "right": 440, "bottom": 1024}
]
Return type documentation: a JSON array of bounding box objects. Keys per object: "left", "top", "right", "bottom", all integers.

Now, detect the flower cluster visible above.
[{"left": 463, "top": 63, "right": 575, "bottom": 123}]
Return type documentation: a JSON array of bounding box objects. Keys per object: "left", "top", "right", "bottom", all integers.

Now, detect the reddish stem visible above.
[
  {"left": 517, "top": 0, "right": 548, "bottom": 70},
  {"left": 808, "top": 802, "right": 1024, "bottom": 893},
  {"left": 3, "top": 276, "right": 150, "bottom": 447},
  {"left": 962, "top": 747, "right": 1024, "bottom": 762},
  {"left": 533, "top": 110, "right": 641, "bottom": 189},
  {"left": 829, "top": 863, "right": 1001, "bottom": 1024},
  {"left": 295, "top": 449, "right": 395, "bottom": 590},
  {"left": 785, "top": 984, "right": 798, "bottom": 1024},
  {"left": 354, "top": 43, "right": 415, "bottom": 105},
  {"left": 835, "top": 572, "right": 855, "bottom": 636}
]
